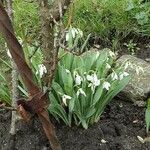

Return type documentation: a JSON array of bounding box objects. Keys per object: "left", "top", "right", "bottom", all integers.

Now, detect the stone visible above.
[{"left": 116, "top": 55, "right": 150, "bottom": 103}]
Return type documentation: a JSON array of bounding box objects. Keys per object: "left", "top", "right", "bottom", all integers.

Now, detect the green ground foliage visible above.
[{"left": 64, "top": 0, "right": 150, "bottom": 42}]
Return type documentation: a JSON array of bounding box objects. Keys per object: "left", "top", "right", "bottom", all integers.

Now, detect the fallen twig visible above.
[{"left": 0, "top": 104, "right": 17, "bottom": 111}]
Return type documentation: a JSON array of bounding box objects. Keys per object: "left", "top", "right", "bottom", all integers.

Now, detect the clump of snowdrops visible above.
[
  {"left": 2, "top": 27, "right": 130, "bottom": 129},
  {"left": 48, "top": 48, "right": 130, "bottom": 129},
  {"left": 33, "top": 27, "right": 131, "bottom": 129}
]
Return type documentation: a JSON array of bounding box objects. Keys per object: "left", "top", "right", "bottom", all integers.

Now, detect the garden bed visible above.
[
  {"left": 1, "top": 39, "right": 150, "bottom": 150},
  {"left": 1, "top": 99, "right": 150, "bottom": 150}
]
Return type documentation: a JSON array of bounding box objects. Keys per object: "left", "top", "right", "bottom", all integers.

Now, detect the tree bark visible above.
[
  {"left": 5, "top": 0, "right": 19, "bottom": 149},
  {"left": 5, "top": 0, "right": 19, "bottom": 135},
  {"left": 38, "top": 0, "right": 72, "bottom": 87}
]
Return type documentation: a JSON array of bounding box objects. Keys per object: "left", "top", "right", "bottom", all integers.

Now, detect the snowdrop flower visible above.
[
  {"left": 7, "top": 50, "right": 12, "bottom": 58},
  {"left": 66, "top": 27, "right": 83, "bottom": 41},
  {"left": 36, "top": 64, "right": 47, "bottom": 78},
  {"left": 119, "top": 72, "right": 129, "bottom": 80},
  {"left": 103, "top": 81, "right": 111, "bottom": 90},
  {"left": 76, "top": 88, "right": 86, "bottom": 97},
  {"left": 87, "top": 73, "right": 100, "bottom": 92},
  {"left": 87, "top": 73, "right": 100, "bottom": 86},
  {"left": 62, "top": 94, "right": 72, "bottom": 106},
  {"left": 106, "top": 63, "right": 111, "bottom": 69},
  {"left": 96, "top": 51, "right": 100, "bottom": 59},
  {"left": 65, "top": 69, "right": 70, "bottom": 74},
  {"left": 111, "top": 72, "right": 118, "bottom": 81},
  {"left": 5, "top": 43, "right": 12, "bottom": 58},
  {"left": 75, "top": 74, "right": 83, "bottom": 86},
  {"left": 18, "top": 37, "right": 23, "bottom": 45},
  {"left": 109, "top": 51, "right": 115, "bottom": 57}
]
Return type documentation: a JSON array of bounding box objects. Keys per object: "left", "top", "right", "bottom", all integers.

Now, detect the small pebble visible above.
[{"left": 101, "top": 139, "right": 107, "bottom": 143}]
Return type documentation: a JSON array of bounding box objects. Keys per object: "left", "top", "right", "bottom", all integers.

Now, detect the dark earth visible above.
[
  {"left": 1, "top": 99, "right": 150, "bottom": 150},
  {"left": 1, "top": 38, "right": 150, "bottom": 150}
]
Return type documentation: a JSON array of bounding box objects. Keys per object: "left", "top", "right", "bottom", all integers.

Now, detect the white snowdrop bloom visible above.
[
  {"left": 87, "top": 73, "right": 100, "bottom": 92},
  {"left": 106, "top": 57, "right": 109, "bottom": 61},
  {"left": 37, "top": 64, "right": 47, "bottom": 78},
  {"left": 88, "top": 83, "right": 95, "bottom": 92},
  {"left": 65, "top": 69, "right": 70, "bottom": 74},
  {"left": 106, "top": 63, "right": 111, "bottom": 69},
  {"left": 103, "top": 81, "right": 111, "bottom": 90},
  {"left": 76, "top": 28, "right": 83, "bottom": 37},
  {"left": 109, "top": 51, "right": 115, "bottom": 57},
  {"left": 7, "top": 50, "right": 12, "bottom": 58},
  {"left": 75, "top": 74, "right": 83, "bottom": 86},
  {"left": 96, "top": 51, "right": 100, "bottom": 59},
  {"left": 76, "top": 88, "right": 86, "bottom": 97},
  {"left": 62, "top": 94, "right": 72, "bottom": 106},
  {"left": 86, "top": 74, "right": 93, "bottom": 82},
  {"left": 87, "top": 73, "right": 100, "bottom": 86},
  {"left": 66, "top": 28, "right": 83, "bottom": 41},
  {"left": 111, "top": 72, "right": 118, "bottom": 81},
  {"left": 18, "top": 37, "right": 23, "bottom": 45},
  {"left": 65, "top": 33, "right": 70, "bottom": 41},
  {"left": 119, "top": 72, "right": 129, "bottom": 80}
]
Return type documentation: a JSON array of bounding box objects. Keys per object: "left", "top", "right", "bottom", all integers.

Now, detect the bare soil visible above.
[{"left": 1, "top": 99, "right": 150, "bottom": 150}]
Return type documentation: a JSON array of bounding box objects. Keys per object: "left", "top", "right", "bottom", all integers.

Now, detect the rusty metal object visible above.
[{"left": 0, "top": 4, "right": 61, "bottom": 150}]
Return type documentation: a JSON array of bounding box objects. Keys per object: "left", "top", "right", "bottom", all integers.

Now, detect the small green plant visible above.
[
  {"left": 0, "top": 73, "right": 11, "bottom": 105},
  {"left": 48, "top": 48, "right": 130, "bottom": 129},
  {"left": 145, "top": 98, "right": 150, "bottom": 134},
  {"left": 124, "top": 40, "right": 139, "bottom": 55}
]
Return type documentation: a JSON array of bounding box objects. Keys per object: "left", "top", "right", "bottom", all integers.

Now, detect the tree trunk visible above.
[{"left": 6, "top": 0, "right": 19, "bottom": 149}]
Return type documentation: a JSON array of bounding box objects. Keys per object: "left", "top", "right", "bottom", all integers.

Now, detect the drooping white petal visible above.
[
  {"left": 96, "top": 51, "right": 100, "bottom": 59},
  {"left": 71, "top": 28, "right": 76, "bottom": 38},
  {"left": 92, "top": 73, "right": 100, "bottom": 86},
  {"left": 77, "top": 28, "right": 83, "bottom": 37},
  {"left": 106, "top": 63, "right": 111, "bottom": 69},
  {"left": 94, "top": 79, "right": 100, "bottom": 86},
  {"left": 65, "top": 33, "right": 69, "bottom": 41},
  {"left": 111, "top": 72, "right": 118, "bottom": 81},
  {"left": 119, "top": 72, "right": 129, "bottom": 80},
  {"left": 65, "top": 27, "right": 83, "bottom": 41},
  {"left": 38, "top": 64, "right": 47, "bottom": 78},
  {"left": 87, "top": 73, "right": 100, "bottom": 92},
  {"left": 75, "top": 74, "right": 82, "bottom": 86},
  {"left": 109, "top": 51, "right": 115, "bottom": 57},
  {"left": 65, "top": 69, "right": 70, "bottom": 74},
  {"left": 62, "top": 94, "right": 72, "bottom": 106},
  {"left": 76, "top": 88, "right": 86, "bottom": 97},
  {"left": 7, "top": 50, "right": 12, "bottom": 58},
  {"left": 86, "top": 74, "right": 93, "bottom": 81},
  {"left": 103, "top": 81, "right": 111, "bottom": 90}
]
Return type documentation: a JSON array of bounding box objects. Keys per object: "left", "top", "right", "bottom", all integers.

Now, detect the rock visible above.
[
  {"left": 117, "top": 55, "right": 150, "bottom": 102},
  {"left": 145, "top": 58, "right": 150, "bottom": 63}
]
